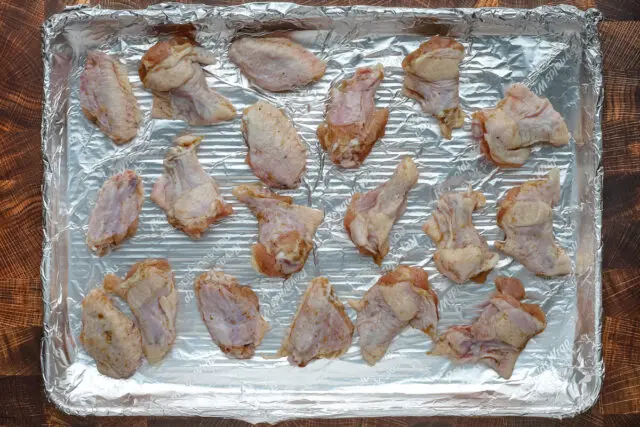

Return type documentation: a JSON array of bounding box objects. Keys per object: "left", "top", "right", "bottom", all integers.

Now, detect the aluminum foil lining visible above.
[{"left": 41, "top": 2, "right": 603, "bottom": 422}]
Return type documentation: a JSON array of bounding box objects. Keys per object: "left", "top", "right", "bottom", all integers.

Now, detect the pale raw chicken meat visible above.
[
  {"left": 241, "top": 100, "right": 307, "bottom": 188},
  {"left": 195, "top": 269, "right": 269, "bottom": 359},
  {"left": 423, "top": 189, "right": 499, "bottom": 284},
  {"left": 80, "top": 288, "right": 143, "bottom": 379},
  {"left": 471, "top": 83, "right": 570, "bottom": 167},
  {"left": 229, "top": 36, "right": 326, "bottom": 92},
  {"left": 151, "top": 135, "right": 233, "bottom": 238},
  {"left": 344, "top": 157, "right": 419, "bottom": 264},
  {"left": 233, "top": 184, "right": 324, "bottom": 278},
  {"left": 430, "top": 276, "right": 546, "bottom": 379},
  {"left": 80, "top": 51, "right": 141, "bottom": 144},
  {"left": 349, "top": 266, "right": 439, "bottom": 365},
  {"left": 496, "top": 168, "right": 571, "bottom": 276},
  {"left": 317, "top": 64, "right": 389, "bottom": 168},
  {"left": 402, "top": 36, "right": 465, "bottom": 139},
  {"left": 103, "top": 259, "right": 177, "bottom": 364},
  {"left": 278, "top": 277, "right": 354, "bottom": 367},
  {"left": 87, "top": 170, "right": 144, "bottom": 256},
  {"left": 139, "top": 37, "right": 235, "bottom": 125}
]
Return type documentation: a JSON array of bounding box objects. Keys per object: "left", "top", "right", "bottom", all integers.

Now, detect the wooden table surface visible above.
[{"left": 1, "top": 0, "right": 639, "bottom": 425}]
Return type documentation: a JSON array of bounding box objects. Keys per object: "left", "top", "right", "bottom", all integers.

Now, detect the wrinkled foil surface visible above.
[{"left": 41, "top": 2, "right": 603, "bottom": 421}]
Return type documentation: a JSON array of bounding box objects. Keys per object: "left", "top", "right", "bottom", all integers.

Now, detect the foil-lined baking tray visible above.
[{"left": 41, "top": 2, "right": 603, "bottom": 421}]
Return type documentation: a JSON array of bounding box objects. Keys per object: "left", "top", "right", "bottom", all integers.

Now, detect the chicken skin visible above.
[
  {"left": 402, "top": 36, "right": 465, "bottom": 139},
  {"left": 344, "top": 157, "right": 419, "bottom": 264},
  {"left": 472, "top": 84, "right": 570, "bottom": 167},
  {"left": 233, "top": 184, "right": 324, "bottom": 278},
  {"left": 103, "top": 259, "right": 177, "bottom": 364},
  {"left": 80, "top": 51, "right": 141, "bottom": 144},
  {"left": 151, "top": 135, "right": 233, "bottom": 238},
  {"left": 423, "top": 189, "right": 499, "bottom": 284},
  {"left": 241, "top": 100, "right": 307, "bottom": 189},
  {"left": 278, "top": 277, "right": 354, "bottom": 367},
  {"left": 87, "top": 170, "right": 144, "bottom": 256},
  {"left": 430, "top": 276, "right": 546, "bottom": 379},
  {"left": 317, "top": 64, "right": 389, "bottom": 168},
  {"left": 229, "top": 36, "right": 326, "bottom": 92},
  {"left": 349, "top": 266, "right": 439, "bottom": 365},
  {"left": 80, "top": 288, "right": 144, "bottom": 379},
  {"left": 496, "top": 168, "right": 571, "bottom": 276},
  {"left": 139, "top": 37, "right": 235, "bottom": 125}
]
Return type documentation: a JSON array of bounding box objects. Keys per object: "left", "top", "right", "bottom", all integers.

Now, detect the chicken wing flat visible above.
[
  {"left": 233, "top": 184, "right": 324, "bottom": 277},
  {"left": 87, "top": 170, "right": 144, "bottom": 256},
  {"left": 317, "top": 64, "right": 389, "bottom": 168},
  {"left": 472, "top": 84, "right": 570, "bottom": 167},
  {"left": 402, "top": 36, "right": 465, "bottom": 139},
  {"left": 349, "top": 266, "right": 439, "bottom": 365},
  {"left": 229, "top": 36, "right": 326, "bottom": 92},
  {"left": 80, "top": 288, "right": 144, "bottom": 379},
  {"left": 278, "top": 277, "right": 354, "bottom": 367},
  {"left": 430, "top": 276, "right": 546, "bottom": 379},
  {"left": 195, "top": 269, "right": 269, "bottom": 359},
  {"left": 241, "top": 100, "right": 307, "bottom": 189},
  {"left": 344, "top": 157, "right": 419, "bottom": 265},
  {"left": 103, "top": 259, "right": 177, "bottom": 364},
  {"left": 151, "top": 135, "right": 233, "bottom": 238},
  {"left": 496, "top": 168, "right": 571, "bottom": 276},
  {"left": 80, "top": 51, "right": 141, "bottom": 144},
  {"left": 423, "top": 189, "right": 499, "bottom": 284},
  {"left": 139, "top": 37, "right": 235, "bottom": 125}
]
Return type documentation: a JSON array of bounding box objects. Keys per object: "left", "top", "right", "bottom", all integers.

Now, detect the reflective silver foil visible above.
[{"left": 41, "top": 2, "right": 603, "bottom": 421}]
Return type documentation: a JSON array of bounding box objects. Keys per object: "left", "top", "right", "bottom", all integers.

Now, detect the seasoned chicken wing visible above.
[
  {"left": 233, "top": 184, "right": 324, "bottom": 278},
  {"left": 80, "top": 51, "right": 141, "bottom": 144},
  {"left": 80, "top": 288, "right": 143, "bottom": 379},
  {"left": 195, "top": 269, "right": 269, "bottom": 359},
  {"left": 496, "top": 168, "right": 571, "bottom": 276},
  {"left": 139, "top": 37, "right": 235, "bottom": 125},
  {"left": 402, "top": 36, "right": 465, "bottom": 139},
  {"left": 423, "top": 189, "right": 499, "bottom": 284},
  {"left": 349, "top": 266, "right": 439, "bottom": 365},
  {"left": 317, "top": 64, "right": 389, "bottom": 168},
  {"left": 87, "top": 170, "right": 144, "bottom": 256},
  {"left": 229, "top": 36, "right": 326, "bottom": 92},
  {"left": 241, "top": 100, "right": 307, "bottom": 189},
  {"left": 103, "top": 259, "right": 177, "bottom": 364},
  {"left": 472, "top": 84, "right": 570, "bottom": 167},
  {"left": 278, "top": 277, "right": 354, "bottom": 367},
  {"left": 151, "top": 135, "right": 233, "bottom": 238},
  {"left": 344, "top": 157, "right": 419, "bottom": 264},
  {"left": 430, "top": 276, "right": 546, "bottom": 379}
]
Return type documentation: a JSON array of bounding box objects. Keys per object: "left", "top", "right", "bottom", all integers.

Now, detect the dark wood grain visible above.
[{"left": 0, "top": 0, "right": 639, "bottom": 425}]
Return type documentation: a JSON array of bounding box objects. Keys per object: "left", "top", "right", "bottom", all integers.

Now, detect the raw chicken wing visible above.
[
  {"left": 278, "top": 277, "right": 354, "bottom": 366},
  {"left": 471, "top": 83, "right": 570, "bottom": 167},
  {"left": 344, "top": 157, "right": 419, "bottom": 264},
  {"left": 80, "top": 51, "right": 141, "bottom": 144},
  {"left": 229, "top": 37, "right": 326, "bottom": 92},
  {"left": 139, "top": 37, "right": 235, "bottom": 125},
  {"left": 195, "top": 269, "right": 269, "bottom": 359},
  {"left": 241, "top": 100, "right": 306, "bottom": 188},
  {"left": 423, "top": 189, "right": 499, "bottom": 283},
  {"left": 233, "top": 184, "right": 324, "bottom": 277},
  {"left": 430, "top": 276, "right": 546, "bottom": 379},
  {"left": 317, "top": 64, "right": 389, "bottom": 168},
  {"left": 80, "top": 288, "right": 143, "bottom": 379},
  {"left": 402, "top": 36, "right": 464, "bottom": 139},
  {"left": 151, "top": 135, "right": 233, "bottom": 238},
  {"left": 349, "top": 266, "right": 439, "bottom": 365},
  {"left": 103, "top": 259, "right": 178, "bottom": 363},
  {"left": 496, "top": 168, "right": 571, "bottom": 276}
]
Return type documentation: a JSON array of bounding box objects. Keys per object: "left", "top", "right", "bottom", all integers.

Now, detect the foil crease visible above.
[{"left": 41, "top": 2, "right": 603, "bottom": 421}]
